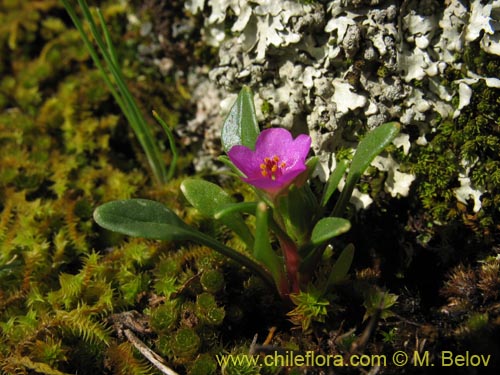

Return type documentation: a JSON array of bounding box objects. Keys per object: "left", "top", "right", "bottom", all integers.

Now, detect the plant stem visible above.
[
  {"left": 190, "top": 230, "right": 276, "bottom": 292},
  {"left": 277, "top": 235, "right": 301, "bottom": 295},
  {"left": 271, "top": 200, "right": 301, "bottom": 296}
]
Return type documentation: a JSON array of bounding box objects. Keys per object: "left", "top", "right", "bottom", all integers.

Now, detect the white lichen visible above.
[
  {"left": 331, "top": 79, "right": 367, "bottom": 114},
  {"left": 454, "top": 175, "right": 483, "bottom": 213},
  {"left": 371, "top": 155, "right": 416, "bottom": 198},
  {"left": 155, "top": 0, "right": 500, "bottom": 213}
]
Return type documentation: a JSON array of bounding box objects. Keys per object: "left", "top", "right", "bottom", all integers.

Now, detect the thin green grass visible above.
[{"left": 61, "top": 0, "right": 176, "bottom": 184}]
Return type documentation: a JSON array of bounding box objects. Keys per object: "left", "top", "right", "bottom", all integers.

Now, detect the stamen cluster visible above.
[{"left": 260, "top": 156, "right": 286, "bottom": 180}]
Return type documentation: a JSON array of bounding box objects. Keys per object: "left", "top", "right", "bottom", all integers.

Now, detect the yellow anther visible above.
[{"left": 260, "top": 154, "right": 285, "bottom": 179}]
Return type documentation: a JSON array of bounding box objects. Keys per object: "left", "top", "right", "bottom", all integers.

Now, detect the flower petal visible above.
[
  {"left": 283, "top": 134, "right": 312, "bottom": 167},
  {"left": 227, "top": 145, "right": 258, "bottom": 178},
  {"left": 228, "top": 127, "right": 311, "bottom": 197},
  {"left": 245, "top": 161, "right": 306, "bottom": 191},
  {"left": 254, "top": 128, "right": 295, "bottom": 159}
]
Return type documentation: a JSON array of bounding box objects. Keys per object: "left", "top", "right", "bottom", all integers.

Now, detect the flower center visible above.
[{"left": 260, "top": 155, "right": 286, "bottom": 180}]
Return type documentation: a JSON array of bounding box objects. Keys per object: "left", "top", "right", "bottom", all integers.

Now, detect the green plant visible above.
[
  {"left": 93, "top": 87, "right": 400, "bottom": 299},
  {"left": 61, "top": 0, "right": 177, "bottom": 184},
  {"left": 381, "top": 327, "right": 398, "bottom": 344},
  {"left": 172, "top": 327, "right": 201, "bottom": 358},
  {"left": 287, "top": 288, "right": 330, "bottom": 332},
  {"left": 0, "top": 2, "right": 207, "bottom": 373},
  {"left": 200, "top": 269, "right": 225, "bottom": 293},
  {"left": 363, "top": 288, "right": 398, "bottom": 322},
  {"left": 410, "top": 43, "right": 500, "bottom": 242}
]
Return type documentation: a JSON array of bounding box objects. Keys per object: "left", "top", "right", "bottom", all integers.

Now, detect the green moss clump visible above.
[
  {"left": 409, "top": 63, "right": 500, "bottom": 241},
  {"left": 149, "top": 300, "right": 179, "bottom": 332},
  {"left": 376, "top": 65, "right": 389, "bottom": 79},
  {"left": 200, "top": 269, "right": 225, "bottom": 293},
  {"left": 0, "top": 1, "right": 198, "bottom": 373},
  {"left": 172, "top": 327, "right": 202, "bottom": 358},
  {"left": 196, "top": 293, "right": 226, "bottom": 326},
  {"left": 260, "top": 99, "right": 273, "bottom": 116},
  {"left": 188, "top": 353, "right": 217, "bottom": 375}
]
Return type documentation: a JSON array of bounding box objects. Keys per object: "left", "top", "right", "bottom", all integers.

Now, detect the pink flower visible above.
[{"left": 228, "top": 128, "right": 311, "bottom": 196}]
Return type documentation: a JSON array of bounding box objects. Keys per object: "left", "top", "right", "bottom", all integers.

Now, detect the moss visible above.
[
  {"left": 149, "top": 300, "right": 180, "bottom": 332},
  {"left": 172, "top": 327, "right": 202, "bottom": 358},
  {"left": 188, "top": 354, "right": 218, "bottom": 375},
  {"left": 196, "top": 293, "right": 225, "bottom": 326},
  {"left": 200, "top": 269, "right": 225, "bottom": 293},
  {"left": 465, "top": 312, "right": 489, "bottom": 332},
  {"left": 106, "top": 342, "right": 152, "bottom": 375},
  {"left": 260, "top": 99, "right": 273, "bottom": 115},
  {"left": 412, "top": 78, "right": 424, "bottom": 88},
  {"left": 440, "top": 257, "right": 500, "bottom": 339},
  {"left": 376, "top": 65, "right": 389, "bottom": 79},
  {"left": 409, "top": 69, "right": 500, "bottom": 240},
  {"left": 464, "top": 43, "right": 500, "bottom": 77},
  {"left": 0, "top": 1, "right": 200, "bottom": 373}
]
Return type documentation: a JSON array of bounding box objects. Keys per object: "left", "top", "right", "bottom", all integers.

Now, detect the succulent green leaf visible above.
[
  {"left": 181, "top": 179, "right": 233, "bottom": 217},
  {"left": 221, "top": 86, "right": 260, "bottom": 152},
  {"left": 310, "top": 217, "right": 351, "bottom": 247},
  {"left": 254, "top": 202, "right": 285, "bottom": 288},
  {"left": 299, "top": 217, "right": 351, "bottom": 277},
  {"left": 181, "top": 179, "right": 254, "bottom": 248},
  {"left": 214, "top": 202, "right": 258, "bottom": 220},
  {"left": 333, "top": 122, "right": 400, "bottom": 217},
  {"left": 321, "top": 159, "right": 349, "bottom": 207},
  {"left": 326, "top": 243, "right": 355, "bottom": 289},
  {"left": 93, "top": 199, "right": 194, "bottom": 240},
  {"left": 350, "top": 122, "right": 400, "bottom": 178},
  {"left": 94, "top": 199, "right": 275, "bottom": 289},
  {"left": 217, "top": 155, "right": 245, "bottom": 177},
  {"left": 278, "top": 184, "right": 318, "bottom": 245}
]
